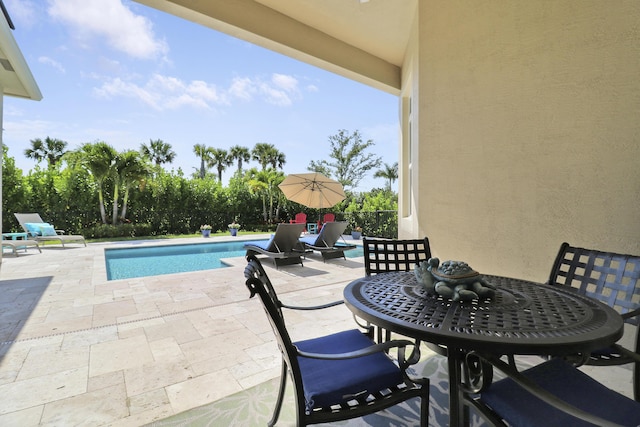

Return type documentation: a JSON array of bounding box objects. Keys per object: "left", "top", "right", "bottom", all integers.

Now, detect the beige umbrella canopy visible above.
[{"left": 278, "top": 173, "right": 345, "bottom": 209}]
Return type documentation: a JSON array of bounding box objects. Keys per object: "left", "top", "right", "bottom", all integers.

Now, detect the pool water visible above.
[{"left": 105, "top": 240, "right": 363, "bottom": 280}]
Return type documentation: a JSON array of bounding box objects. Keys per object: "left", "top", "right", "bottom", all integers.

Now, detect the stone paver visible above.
[
  {"left": 0, "top": 235, "right": 634, "bottom": 426},
  {"left": 0, "top": 235, "right": 366, "bottom": 426}
]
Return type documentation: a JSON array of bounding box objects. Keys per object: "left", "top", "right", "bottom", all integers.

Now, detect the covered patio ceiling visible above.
[{"left": 136, "top": 0, "right": 417, "bottom": 94}]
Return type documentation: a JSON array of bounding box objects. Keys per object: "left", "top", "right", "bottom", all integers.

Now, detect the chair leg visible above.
[
  {"left": 420, "top": 385, "right": 429, "bottom": 427},
  {"left": 634, "top": 361, "right": 639, "bottom": 402},
  {"left": 268, "top": 361, "right": 288, "bottom": 427}
]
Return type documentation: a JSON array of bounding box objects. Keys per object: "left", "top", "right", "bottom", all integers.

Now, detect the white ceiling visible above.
[
  {"left": 255, "top": 0, "right": 416, "bottom": 66},
  {"left": 137, "top": 0, "right": 417, "bottom": 93}
]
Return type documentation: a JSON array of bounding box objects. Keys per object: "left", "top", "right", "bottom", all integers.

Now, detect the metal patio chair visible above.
[
  {"left": 363, "top": 237, "right": 432, "bottom": 276},
  {"left": 243, "top": 254, "right": 429, "bottom": 426},
  {"left": 547, "top": 242, "right": 640, "bottom": 401}
]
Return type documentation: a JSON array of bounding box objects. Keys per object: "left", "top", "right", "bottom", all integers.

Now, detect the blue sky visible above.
[{"left": 3, "top": 0, "right": 399, "bottom": 191}]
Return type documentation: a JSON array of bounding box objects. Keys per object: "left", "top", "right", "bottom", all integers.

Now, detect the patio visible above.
[
  {"left": 0, "top": 236, "right": 635, "bottom": 426},
  {"left": 0, "top": 235, "right": 366, "bottom": 426}
]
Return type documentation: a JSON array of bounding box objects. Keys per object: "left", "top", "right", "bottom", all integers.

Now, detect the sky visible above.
[{"left": 2, "top": 0, "right": 399, "bottom": 192}]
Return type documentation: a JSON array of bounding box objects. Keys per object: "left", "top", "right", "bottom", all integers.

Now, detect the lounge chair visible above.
[
  {"left": 244, "top": 223, "right": 307, "bottom": 267},
  {"left": 14, "top": 213, "right": 86, "bottom": 248},
  {"left": 2, "top": 234, "right": 41, "bottom": 256},
  {"left": 299, "top": 221, "right": 356, "bottom": 261}
]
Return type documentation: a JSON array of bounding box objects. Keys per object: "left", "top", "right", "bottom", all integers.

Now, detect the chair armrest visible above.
[
  {"left": 296, "top": 338, "right": 415, "bottom": 360},
  {"left": 611, "top": 343, "right": 640, "bottom": 363},
  {"left": 280, "top": 300, "right": 344, "bottom": 311},
  {"left": 476, "top": 352, "right": 628, "bottom": 427},
  {"left": 622, "top": 307, "right": 640, "bottom": 321}
]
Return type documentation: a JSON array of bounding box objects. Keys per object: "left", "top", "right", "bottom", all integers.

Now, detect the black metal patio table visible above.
[{"left": 343, "top": 271, "right": 624, "bottom": 427}]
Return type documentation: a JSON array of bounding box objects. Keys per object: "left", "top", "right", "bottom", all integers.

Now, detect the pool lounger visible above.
[
  {"left": 243, "top": 223, "right": 308, "bottom": 268},
  {"left": 2, "top": 239, "right": 41, "bottom": 256}
]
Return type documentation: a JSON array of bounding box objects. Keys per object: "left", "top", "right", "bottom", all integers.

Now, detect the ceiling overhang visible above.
[
  {"left": 0, "top": 1, "right": 42, "bottom": 100},
  {"left": 136, "top": 0, "right": 416, "bottom": 95}
]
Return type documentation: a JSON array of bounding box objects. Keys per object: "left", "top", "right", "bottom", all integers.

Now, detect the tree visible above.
[
  {"left": 193, "top": 144, "right": 210, "bottom": 179},
  {"left": 24, "top": 136, "right": 68, "bottom": 167},
  {"left": 252, "top": 143, "right": 286, "bottom": 170},
  {"left": 246, "top": 167, "right": 284, "bottom": 223},
  {"left": 114, "top": 150, "right": 150, "bottom": 223},
  {"left": 229, "top": 145, "right": 251, "bottom": 174},
  {"left": 66, "top": 142, "right": 118, "bottom": 224},
  {"left": 374, "top": 162, "right": 398, "bottom": 192},
  {"left": 140, "top": 139, "right": 176, "bottom": 167},
  {"left": 207, "top": 148, "right": 233, "bottom": 183},
  {"left": 308, "top": 129, "right": 382, "bottom": 191}
]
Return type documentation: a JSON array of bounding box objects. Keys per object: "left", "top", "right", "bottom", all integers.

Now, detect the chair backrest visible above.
[
  {"left": 323, "top": 213, "right": 335, "bottom": 223},
  {"left": 270, "top": 223, "right": 305, "bottom": 252},
  {"left": 548, "top": 242, "right": 640, "bottom": 325},
  {"left": 294, "top": 212, "right": 307, "bottom": 224},
  {"left": 14, "top": 213, "right": 46, "bottom": 232},
  {"left": 243, "top": 254, "right": 304, "bottom": 396},
  {"left": 314, "top": 221, "right": 348, "bottom": 247},
  {"left": 363, "top": 237, "right": 432, "bottom": 276}
]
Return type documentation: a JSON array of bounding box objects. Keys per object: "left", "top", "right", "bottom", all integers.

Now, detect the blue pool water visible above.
[{"left": 105, "top": 240, "right": 363, "bottom": 280}]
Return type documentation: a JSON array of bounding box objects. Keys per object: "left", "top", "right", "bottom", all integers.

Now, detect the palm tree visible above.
[
  {"left": 252, "top": 143, "right": 285, "bottom": 170},
  {"left": 207, "top": 148, "right": 233, "bottom": 182},
  {"left": 24, "top": 136, "right": 68, "bottom": 167},
  {"left": 66, "top": 142, "right": 117, "bottom": 224},
  {"left": 229, "top": 145, "right": 251, "bottom": 174},
  {"left": 115, "top": 151, "right": 150, "bottom": 223},
  {"left": 140, "top": 139, "right": 176, "bottom": 167},
  {"left": 193, "top": 144, "right": 211, "bottom": 179},
  {"left": 374, "top": 162, "right": 399, "bottom": 191},
  {"left": 246, "top": 167, "right": 284, "bottom": 223}
]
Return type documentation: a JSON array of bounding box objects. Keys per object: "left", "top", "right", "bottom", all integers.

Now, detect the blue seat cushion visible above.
[
  {"left": 295, "top": 329, "right": 404, "bottom": 411},
  {"left": 243, "top": 238, "right": 274, "bottom": 251},
  {"left": 39, "top": 224, "right": 57, "bottom": 236},
  {"left": 299, "top": 235, "right": 320, "bottom": 246},
  {"left": 480, "top": 358, "right": 640, "bottom": 427},
  {"left": 25, "top": 222, "right": 50, "bottom": 236}
]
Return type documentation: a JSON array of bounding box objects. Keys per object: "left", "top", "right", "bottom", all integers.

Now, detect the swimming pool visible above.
[{"left": 105, "top": 240, "right": 363, "bottom": 280}]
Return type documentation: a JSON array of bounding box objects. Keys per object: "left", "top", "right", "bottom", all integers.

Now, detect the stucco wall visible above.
[{"left": 402, "top": 1, "right": 640, "bottom": 280}]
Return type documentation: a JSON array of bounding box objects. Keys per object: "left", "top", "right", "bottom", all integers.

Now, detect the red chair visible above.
[
  {"left": 323, "top": 213, "right": 335, "bottom": 223},
  {"left": 289, "top": 212, "right": 307, "bottom": 224},
  {"left": 289, "top": 212, "right": 307, "bottom": 232}
]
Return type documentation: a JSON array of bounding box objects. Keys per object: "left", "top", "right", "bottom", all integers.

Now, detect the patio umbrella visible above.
[{"left": 279, "top": 173, "right": 345, "bottom": 209}]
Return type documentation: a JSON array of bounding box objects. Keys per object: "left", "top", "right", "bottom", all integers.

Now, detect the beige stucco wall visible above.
[{"left": 400, "top": 0, "right": 640, "bottom": 281}]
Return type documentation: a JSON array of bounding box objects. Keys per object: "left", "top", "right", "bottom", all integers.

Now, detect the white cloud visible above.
[
  {"left": 47, "top": 0, "right": 168, "bottom": 60},
  {"left": 93, "top": 73, "right": 227, "bottom": 111},
  {"left": 93, "top": 72, "right": 302, "bottom": 110},
  {"left": 271, "top": 73, "right": 298, "bottom": 92},
  {"left": 38, "top": 56, "right": 65, "bottom": 73},
  {"left": 229, "top": 77, "right": 256, "bottom": 101},
  {"left": 228, "top": 73, "right": 300, "bottom": 106}
]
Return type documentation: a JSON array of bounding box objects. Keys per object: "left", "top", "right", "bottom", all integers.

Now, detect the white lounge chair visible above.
[
  {"left": 2, "top": 234, "right": 41, "bottom": 256},
  {"left": 14, "top": 213, "right": 86, "bottom": 248}
]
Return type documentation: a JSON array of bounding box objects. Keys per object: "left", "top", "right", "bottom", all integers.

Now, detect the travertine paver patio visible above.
[
  {"left": 0, "top": 235, "right": 365, "bottom": 426},
  {"left": 0, "top": 236, "right": 634, "bottom": 426}
]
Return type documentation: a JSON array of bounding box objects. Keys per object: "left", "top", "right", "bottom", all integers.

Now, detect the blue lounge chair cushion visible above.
[
  {"left": 39, "top": 224, "right": 57, "bottom": 236},
  {"left": 25, "top": 222, "right": 50, "bottom": 236},
  {"left": 299, "top": 235, "right": 320, "bottom": 246},
  {"left": 295, "top": 329, "right": 404, "bottom": 411},
  {"left": 243, "top": 238, "right": 273, "bottom": 251},
  {"left": 480, "top": 358, "right": 640, "bottom": 427}
]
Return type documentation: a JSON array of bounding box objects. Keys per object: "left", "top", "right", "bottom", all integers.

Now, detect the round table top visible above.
[{"left": 344, "top": 272, "right": 624, "bottom": 355}]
